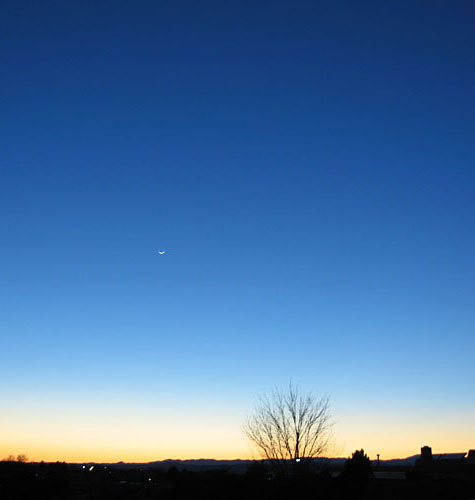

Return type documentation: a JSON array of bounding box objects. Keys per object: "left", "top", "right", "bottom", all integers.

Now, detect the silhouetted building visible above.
[
  {"left": 414, "top": 445, "right": 473, "bottom": 481},
  {"left": 421, "top": 446, "right": 432, "bottom": 461}
]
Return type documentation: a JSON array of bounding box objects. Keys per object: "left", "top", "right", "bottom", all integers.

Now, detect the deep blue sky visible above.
[{"left": 1, "top": 1, "right": 475, "bottom": 460}]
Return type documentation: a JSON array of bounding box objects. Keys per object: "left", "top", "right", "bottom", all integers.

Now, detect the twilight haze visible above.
[{"left": 1, "top": 1, "right": 474, "bottom": 463}]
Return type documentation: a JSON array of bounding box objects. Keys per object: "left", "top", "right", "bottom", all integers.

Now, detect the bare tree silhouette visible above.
[{"left": 244, "top": 383, "right": 332, "bottom": 475}]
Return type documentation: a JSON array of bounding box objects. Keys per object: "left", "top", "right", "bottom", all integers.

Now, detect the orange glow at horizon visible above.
[
  {"left": 3, "top": 399, "right": 474, "bottom": 464},
  {"left": 3, "top": 426, "right": 473, "bottom": 464}
]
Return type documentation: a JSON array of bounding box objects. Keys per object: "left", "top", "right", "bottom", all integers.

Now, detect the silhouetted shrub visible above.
[
  {"left": 340, "top": 448, "right": 372, "bottom": 499},
  {"left": 342, "top": 449, "right": 372, "bottom": 482}
]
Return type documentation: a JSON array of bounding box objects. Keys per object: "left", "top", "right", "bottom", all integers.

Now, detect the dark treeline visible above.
[{"left": 1, "top": 458, "right": 475, "bottom": 500}]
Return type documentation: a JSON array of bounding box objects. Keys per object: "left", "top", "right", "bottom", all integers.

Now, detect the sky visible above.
[{"left": 1, "top": 0, "right": 475, "bottom": 462}]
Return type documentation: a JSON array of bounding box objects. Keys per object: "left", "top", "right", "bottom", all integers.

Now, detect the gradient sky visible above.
[{"left": 2, "top": 1, "right": 475, "bottom": 462}]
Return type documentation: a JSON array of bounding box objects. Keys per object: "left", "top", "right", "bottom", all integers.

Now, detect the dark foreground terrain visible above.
[{"left": 1, "top": 460, "right": 475, "bottom": 500}]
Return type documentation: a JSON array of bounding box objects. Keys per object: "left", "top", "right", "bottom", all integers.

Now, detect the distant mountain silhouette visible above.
[
  {"left": 59, "top": 456, "right": 400, "bottom": 471},
  {"left": 33, "top": 452, "right": 467, "bottom": 472},
  {"left": 372, "top": 455, "right": 419, "bottom": 467},
  {"left": 107, "top": 459, "right": 253, "bottom": 474},
  {"left": 372, "top": 452, "right": 467, "bottom": 467}
]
